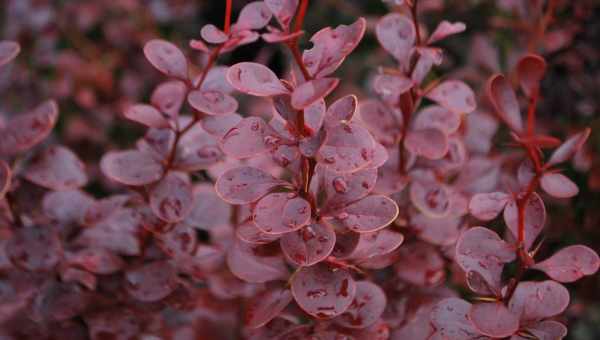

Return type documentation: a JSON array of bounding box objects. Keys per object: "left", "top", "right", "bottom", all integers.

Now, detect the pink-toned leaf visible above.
[
  {"left": 404, "top": 128, "right": 448, "bottom": 160},
  {"left": 123, "top": 104, "right": 170, "bottom": 128},
  {"left": 532, "top": 245, "right": 600, "bottom": 283},
  {"left": 410, "top": 180, "right": 451, "bottom": 218},
  {"left": 325, "top": 94, "right": 357, "bottom": 128},
  {"left": 174, "top": 122, "right": 223, "bottom": 171},
  {"left": 235, "top": 1, "right": 272, "bottom": 31},
  {"left": 469, "top": 302, "right": 519, "bottom": 338},
  {"left": 84, "top": 309, "right": 141, "bottom": 340},
  {"left": 413, "top": 105, "right": 461, "bottom": 135},
  {"left": 221, "top": 117, "right": 280, "bottom": 159},
  {"left": 358, "top": 99, "right": 402, "bottom": 146},
  {"left": 430, "top": 298, "right": 481, "bottom": 340},
  {"left": 254, "top": 193, "right": 311, "bottom": 234},
  {"left": 334, "top": 281, "right": 386, "bottom": 329},
  {"left": 487, "top": 74, "right": 523, "bottom": 133},
  {"left": 101, "top": 150, "right": 163, "bottom": 186},
  {"left": 65, "top": 248, "right": 124, "bottom": 275},
  {"left": 237, "top": 220, "right": 281, "bottom": 245},
  {"left": 547, "top": 128, "right": 591, "bottom": 166},
  {"left": 227, "top": 62, "right": 288, "bottom": 96},
  {"left": 265, "top": 0, "right": 298, "bottom": 29},
  {"left": 151, "top": 80, "right": 187, "bottom": 118},
  {"left": 280, "top": 223, "right": 336, "bottom": 266},
  {"left": 201, "top": 24, "right": 229, "bottom": 44},
  {"left": 215, "top": 166, "right": 285, "bottom": 204},
  {"left": 325, "top": 195, "right": 398, "bottom": 233},
  {"left": 6, "top": 226, "right": 62, "bottom": 272},
  {"left": 373, "top": 73, "right": 413, "bottom": 105},
  {"left": 185, "top": 184, "right": 231, "bottom": 230},
  {"left": 469, "top": 191, "right": 510, "bottom": 220},
  {"left": 227, "top": 239, "right": 289, "bottom": 283},
  {"left": 427, "top": 21, "right": 466, "bottom": 44},
  {"left": 503, "top": 193, "right": 546, "bottom": 251},
  {"left": 200, "top": 66, "right": 236, "bottom": 93},
  {"left": 411, "top": 50, "right": 436, "bottom": 85},
  {"left": 291, "top": 78, "right": 339, "bottom": 110},
  {"left": 149, "top": 172, "right": 194, "bottom": 223},
  {"left": 246, "top": 284, "right": 293, "bottom": 329},
  {"left": 291, "top": 263, "right": 356, "bottom": 319},
  {"left": 511, "top": 320, "right": 567, "bottom": 340},
  {"left": 202, "top": 112, "right": 242, "bottom": 138},
  {"left": 155, "top": 223, "right": 198, "bottom": 258},
  {"left": 456, "top": 227, "right": 516, "bottom": 295},
  {"left": 0, "top": 160, "right": 11, "bottom": 198},
  {"left": 411, "top": 213, "right": 461, "bottom": 246},
  {"left": 540, "top": 172, "right": 578, "bottom": 198},
  {"left": 0, "top": 100, "right": 59, "bottom": 156},
  {"left": 394, "top": 242, "right": 445, "bottom": 286},
  {"left": 43, "top": 190, "right": 94, "bottom": 224},
  {"left": 517, "top": 54, "right": 546, "bottom": 98},
  {"left": 143, "top": 39, "right": 188, "bottom": 79},
  {"left": 0, "top": 41, "right": 20, "bottom": 67},
  {"left": 331, "top": 231, "right": 360, "bottom": 258},
  {"left": 302, "top": 18, "right": 367, "bottom": 78},
  {"left": 188, "top": 89, "right": 238, "bottom": 115},
  {"left": 349, "top": 229, "right": 404, "bottom": 261},
  {"left": 508, "top": 280, "right": 570, "bottom": 322},
  {"left": 138, "top": 127, "right": 174, "bottom": 161},
  {"left": 23, "top": 145, "right": 87, "bottom": 190},
  {"left": 425, "top": 80, "right": 476, "bottom": 114},
  {"left": 323, "top": 167, "right": 377, "bottom": 209},
  {"left": 376, "top": 13, "right": 415, "bottom": 66},
  {"left": 125, "top": 261, "right": 178, "bottom": 302},
  {"left": 317, "top": 122, "right": 375, "bottom": 173}
]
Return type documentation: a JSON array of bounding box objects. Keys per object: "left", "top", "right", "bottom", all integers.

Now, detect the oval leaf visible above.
[
  {"left": 280, "top": 223, "right": 336, "bottom": 266},
  {"left": 188, "top": 89, "right": 238, "bottom": 115},
  {"left": 540, "top": 172, "right": 578, "bottom": 198},
  {"left": 291, "top": 78, "right": 339, "bottom": 110},
  {"left": 425, "top": 80, "right": 476, "bottom": 114},
  {"left": 469, "top": 191, "right": 510, "bottom": 221},
  {"left": 0, "top": 40, "right": 20, "bottom": 66},
  {"left": 24, "top": 145, "right": 87, "bottom": 190},
  {"left": 334, "top": 281, "right": 386, "bottom": 329},
  {"left": 215, "top": 166, "right": 285, "bottom": 204},
  {"left": 254, "top": 193, "right": 311, "bottom": 234},
  {"left": 469, "top": 302, "right": 519, "bottom": 338},
  {"left": 227, "top": 62, "right": 288, "bottom": 96},
  {"left": 487, "top": 74, "right": 522, "bottom": 133},
  {"left": 149, "top": 173, "right": 194, "bottom": 223},
  {"left": 532, "top": 245, "right": 600, "bottom": 283},
  {"left": 143, "top": 39, "right": 188, "bottom": 79},
  {"left": 0, "top": 100, "right": 59, "bottom": 156},
  {"left": 101, "top": 150, "right": 163, "bottom": 186}
]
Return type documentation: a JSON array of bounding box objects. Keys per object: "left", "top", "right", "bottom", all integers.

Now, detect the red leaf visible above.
[
  {"left": 533, "top": 245, "right": 600, "bottom": 283},
  {"left": 376, "top": 13, "right": 415, "bottom": 67},
  {"left": 188, "top": 89, "right": 238, "bottom": 115},
  {"left": 513, "top": 320, "right": 567, "bottom": 340},
  {"left": 245, "top": 285, "right": 293, "bottom": 328},
  {"left": 469, "top": 302, "right": 519, "bottom": 338},
  {"left": 291, "top": 78, "right": 340, "bottom": 110},
  {"left": 264, "top": 0, "right": 298, "bottom": 30},
  {"left": 413, "top": 105, "right": 461, "bottom": 135},
  {"left": 324, "top": 195, "right": 398, "bottom": 233},
  {"left": 143, "top": 39, "right": 188, "bottom": 79},
  {"left": 253, "top": 193, "right": 311, "bottom": 234},
  {"left": 0, "top": 100, "right": 59, "bottom": 156},
  {"left": 201, "top": 112, "right": 242, "bottom": 138},
  {"left": 200, "top": 24, "right": 229, "bottom": 44},
  {"left": 425, "top": 80, "right": 476, "bottom": 114},
  {"left": 487, "top": 74, "right": 523, "bottom": 133},
  {"left": 373, "top": 73, "right": 413, "bottom": 105},
  {"left": 430, "top": 298, "right": 482, "bottom": 340},
  {"left": 101, "top": 150, "right": 163, "bottom": 186},
  {"left": 322, "top": 167, "right": 377, "bottom": 209},
  {"left": 227, "top": 239, "right": 288, "bottom": 283},
  {"left": 334, "top": 281, "right": 386, "bottom": 329},
  {"left": 409, "top": 180, "right": 451, "bottom": 218},
  {"left": 325, "top": 94, "right": 357, "bottom": 128},
  {"left": 6, "top": 226, "right": 62, "bottom": 272},
  {"left": 302, "top": 18, "right": 366, "bottom": 78},
  {"left": 24, "top": 145, "right": 88, "bottom": 190},
  {"left": 317, "top": 122, "right": 375, "bottom": 173},
  {"left": 125, "top": 261, "right": 178, "bottom": 302},
  {"left": 65, "top": 248, "right": 124, "bottom": 275},
  {"left": 547, "top": 128, "right": 591, "bottom": 166},
  {"left": 516, "top": 54, "right": 546, "bottom": 98},
  {"left": 151, "top": 80, "right": 187, "bottom": 119},
  {"left": 237, "top": 220, "right": 281, "bottom": 245},
  {"left": 123, "top": 104, "right": 170, "bottom": 128},
  {"left": 0, "top": 40, "right": 20, "bottom": 66},
  {"left": 503, "top": 193, "right": 546, "bottom": 251},
  {"left": 280, "top": 223, "right": 335, "bottom": 266},
  {"left": 215, "top": 166, "right": 285, "bottom": 204},
  {"left": 508, "top": 280, "right": 569, "bottom": 322},
  {"left": 291, "top": 263, "right": 356, "bottom": 319},
  {"left": 469, "top": 191, "right": 510, "bottom": 221},
  {"left": 149, "top": 172, "right": 194, "bottom": 223},
  {"left": 404, "top": 128, "right": 448, "bottom": 160},
  {"left": 227, "top": 62, "right": 288, "bottom": 96},
  {"left": 220, "top": 117, "right": 280, "bottom": 159},
  {"left": 427, "top": 21, "right": 466, "bottom": 44},
  {"left": 456, "top": 227, "right": 516, "bottom": 295},
  {"left": 235, "top": 1, "right": 272, "bottom": 31},
  {"left": 0, "top": 159, "right": 11, "bottom": 198},
  {"left": 540, "top": 172, "right": 578, "bottom": 198}
]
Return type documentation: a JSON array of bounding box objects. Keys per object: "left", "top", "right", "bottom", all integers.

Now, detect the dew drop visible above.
[{"left": 332, "top": 177, "right": 348, "bottom": 193}]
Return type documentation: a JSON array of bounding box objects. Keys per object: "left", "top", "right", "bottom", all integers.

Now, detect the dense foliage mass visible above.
[{"left": 0, "top": 0, "right": 599, "bottom": 339}]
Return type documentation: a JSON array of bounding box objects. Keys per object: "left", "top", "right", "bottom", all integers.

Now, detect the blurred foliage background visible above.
[{"left": 1, "top": 1, "right": 599, "bottom": 338}]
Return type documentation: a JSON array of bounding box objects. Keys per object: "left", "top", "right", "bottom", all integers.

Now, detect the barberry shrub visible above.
[{"left": 0, "top": 0, "right": 598, "bottom": 339}]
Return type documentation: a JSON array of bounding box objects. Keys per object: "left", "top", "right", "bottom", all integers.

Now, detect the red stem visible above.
[
  {"left": 294, "top": 0, "right": 309, "bottom": 33},
  {"left": 411, "top": 0, "right": 421, "bottom": 46},
  {"left": 526, "top": 88, "right": 538, "bottom": 136},
  {"left": 224, "top": 0, "right": 233, "bottom": 34}
]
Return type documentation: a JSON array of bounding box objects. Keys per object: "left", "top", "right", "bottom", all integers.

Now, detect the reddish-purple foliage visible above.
[{"left": 0, "top": 1, "right": 598, "bottom": 339}]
